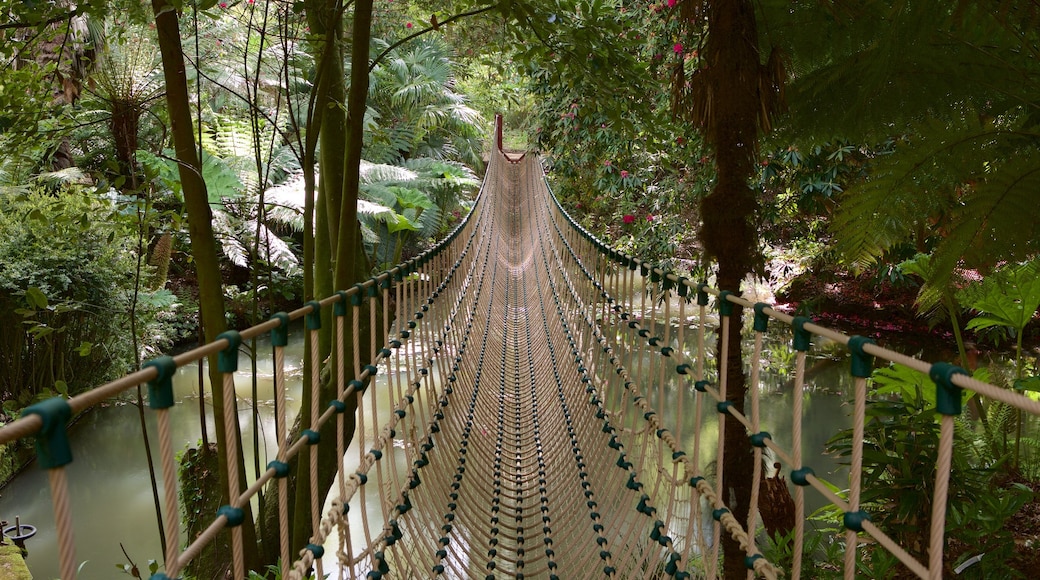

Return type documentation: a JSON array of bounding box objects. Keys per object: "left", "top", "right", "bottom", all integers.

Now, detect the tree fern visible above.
[{"left": 767, "top": 0, "right": 1040, "bottom": 297}]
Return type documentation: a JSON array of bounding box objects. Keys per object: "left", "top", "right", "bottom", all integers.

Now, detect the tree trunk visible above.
[
  {"left": 151, "top": 0, "right": 260, "bottom": 570},
  {"left": 697, "top": 1, "right": 763, "bottom": 577}
]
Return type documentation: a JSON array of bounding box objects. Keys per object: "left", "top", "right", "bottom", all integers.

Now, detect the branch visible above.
[
  {"left": 0, "top": 6, "right": 82, "bottom": 31},
  {"left": 369, "top": 3, "right": 499, "bottom": 72}
]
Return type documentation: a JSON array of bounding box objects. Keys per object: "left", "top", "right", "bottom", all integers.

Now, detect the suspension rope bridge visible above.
[{"left": 3, "top": 117, "right": 1040, "bottom": 579}]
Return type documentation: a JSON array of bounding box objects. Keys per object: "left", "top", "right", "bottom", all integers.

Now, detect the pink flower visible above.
[
  {"left": 646, "top": 215, "right": 655, "bottom": 222},
  {"left": 620, "top": 170, "right": 629, "bottom": 178},
  {"left": 667, "top": 0, "right": 676, "bottom": 6},
  {"left": 673, "top": 43, "right": 683, "bottom": 54},
  {"left": 623, "top": 214, "right": 635, "bottom": 224},
  {"left": 406, "top": 22, "right": 413, "bottom": 28},
  {"left": 219, "top": 1, "right": 228, "bottom": 7},
  {"left": 604, "top": 160, "right": 611, "bottom": 167}
]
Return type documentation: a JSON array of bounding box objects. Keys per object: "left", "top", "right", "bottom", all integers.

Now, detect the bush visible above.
[{"left": 0, "top": 187, "right": 137, "bottom": 412}]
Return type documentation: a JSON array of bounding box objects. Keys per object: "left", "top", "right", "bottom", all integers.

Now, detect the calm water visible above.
[{"left": 0, "top": 326, "right": 862, "bottom": 580}]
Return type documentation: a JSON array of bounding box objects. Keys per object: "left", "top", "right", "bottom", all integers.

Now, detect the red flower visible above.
[
  {"left": 219, "top": 1, "right": 228, "bottom": 7},
  {"left": 620, "top": 170, "right": 629, "bottom": 178},
  {"left": 623, "top": 214, "right": 635, "bottom": 224},
  {"left": 604, "top": 160, "right": 612, "bottom": 167},
  {"left": 667, "top": 0, "right": 676, "bottom": 7},
  {"left": 673, "top": 43, "right": 683, "bottom": 54},
  {"left": 646, "top": 214, "right": 655, "bottom": 222},
  {"left": 406, "top": 22, "right": 413, "bottom": 28}
]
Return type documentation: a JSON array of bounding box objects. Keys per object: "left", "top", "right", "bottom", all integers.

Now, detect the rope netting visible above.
[{"left": 4, "top": 117, "right": 1040, "bottom": 579}]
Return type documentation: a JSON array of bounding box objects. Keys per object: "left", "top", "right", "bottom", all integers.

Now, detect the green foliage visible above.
[
  {"left": 0, "top": 187, "right": 136, "bottom": 407},
  {"left": 962, "top": 261, "right": 1040, "bottom": 349},
  {"left": 771, "top": 0, "right": 1040, "bottom": 287},
  {"left": 826, "top": 367, "right": 1031, "bottom": 573},
  {"left": 367, "top": 36, "right": 485, "bottom": 170}
]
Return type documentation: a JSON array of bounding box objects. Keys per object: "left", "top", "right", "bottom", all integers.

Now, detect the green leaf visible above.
[
  {"left": 25, "top": 286, "right": 48, "bottom": 309},
  {"left": 385, "top": 213, "right": 419, "bottom": 234},
  {"left": 962, "top": 260, "right": 1040, "bottom": 335},
  {"left": 54, "top": 380, "right": 68, "bottom": 397},
  {"left": 77, "top": 341, "right": 93, "bottom": 356}
]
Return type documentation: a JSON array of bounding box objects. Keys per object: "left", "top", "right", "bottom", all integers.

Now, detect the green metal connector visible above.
[
  {"left": 334, "top": 290, "right": 350, "bottom": 316},
  {"left": 930, "top": 362, "right": 969, "bottom": 416},
  {"left": 718, "top": 291, "right": 735, "bottom": 317},
  {"left": 216, "top": 330, "right": 242, "bottom": 373},
  {"left": 304, "top": 300, "right": 322, "bottom": 329},
  {"left": 143, "top": 355, "right": 177, "bottom": 410},
  {"left": 847, "top": 335, "right": 876, "bottom": 379},
  {"left": 753, "top": 302, "right": 770, "bottom": 333},
  {"left": 792, "top": 316, "right": 813, "bottom": 352},
  {"left": 270, "top": 311, "right": 290, "bottom": 346},
  {"left": 22, "top": 397, "right": 73, "bottom": 469}
]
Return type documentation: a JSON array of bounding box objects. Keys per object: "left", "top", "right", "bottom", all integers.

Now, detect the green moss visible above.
[{"left": 0, "top": 544, "right": 32, "bottom": 580}]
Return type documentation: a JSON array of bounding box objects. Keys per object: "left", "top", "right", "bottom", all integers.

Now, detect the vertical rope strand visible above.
[
  {"left": 275, "top": 343, "right": 290, "bottom": 579},
  {"left": 49, "top": 467, "right": 77, "bottom": 580},
  {"left": 221, "top": 372, "right": 246, "bottom": 579},
  {"left": 156, "top": 407, "right": 181, "bottom": 568}
]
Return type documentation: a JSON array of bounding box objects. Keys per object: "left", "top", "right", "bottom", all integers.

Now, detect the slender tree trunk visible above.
[
  {"left": 151, "top": 0, "right": 261, "bottom": 570},
  {"left": 697, "top": 1, "right": 762, "bottom": 577}
]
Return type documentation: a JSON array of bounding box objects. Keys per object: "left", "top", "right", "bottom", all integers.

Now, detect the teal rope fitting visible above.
[
  {"left": 744, "top": 554, "right": 764, "bottom": 570},
  {"left": 847, "top": 335, "right": 877, "bottom": 378},
  {"left": 143, "top": 355, "right": 177, "bottom": 410},
  {"left": 304, "top": 300, "right": 322, "bottom": 329},
  {"left": 216, "top": 330, "right": 242, "bottom": 373},
  {"left": 364, "top": 364, "right": 379, "bottom": 377},
  {"left": 217, "top": 505, "right": 244, "bottom": 527},
  {"left": 380, "top": 277, "right": 391, "bottom": 289},
  {"left": 930, "top": 361, "right": 969, "bottom": 416},
  {"left": 367, "top": 280, "right": 379, "bottom": 297},
  {"left": 694, "top": 380, "right": 710, "bottom": 392},
  {"left": 640, "top": 264, "right": 649, "bottom": 277},
  {"left": 696, "top": 283, "right": 709, "bottom": 306},
  {"left": 753, "top": 302, "right": 771, "bottom": 333},
  {"left": 716, "top": 401, "right": 733, "bottom": 414},
  {"left": 676, "top": 363, "right": 692, "bottom": 375},
  {"left": 270, "top": 312, "right": 290, "bottom": 346},
  {"left": 150, "top": 574, "right": 173, "bottom": 580},
  {"left": 718, "top": 290, "right": 735, "bottom": 317},
  {"left": 791, "top": 466, "right": 815, "bottom": 486},
  {"left": 267, "top": 460, "right": 290, "bottom": 478},
  {"left": 676, "top": 277, "right": 689, "bottom": 297},
  {"left": 306, "top": 543, "right": 325, "bottom": 559},
  {"left": 650, "top": 270, "right": 661, "bottom": 284},
  {"left": 22, "top": 397, "right": 73, "bottom": 469},
  {"left": 792, "top": 316, "right": 813, "bottom": 352},
  {"left": 689, "top": 476, "right": 704, "bottom": 488},
  {"left": 349, "top": 379, "right": 366, "bottom": 394},
  {"left": 629, "top": 257, "right": 638, "bottom": 271},
  {"left": 662, "top": 276, "right": 674, "bottom": 292},
  {"left": 843, "top": 510, "right": 872, "bottom": 532},
  {"left": 750, "top": 431, "right": 772, "bottom": 448},
  {"left": 334, "top": 290, "right": 350, "bottom": 316},
  {"left": 329, "top": 400, "right": 347, "bottom": 414},
  {"left": 303, "top": 429, "right": 320, "bottom": 444},
  {"left": 351, "top": 284, "right": 365, "bottom": 306},
  {"left": 712, "top": 508, "right": 729, "bottom": 521}
]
